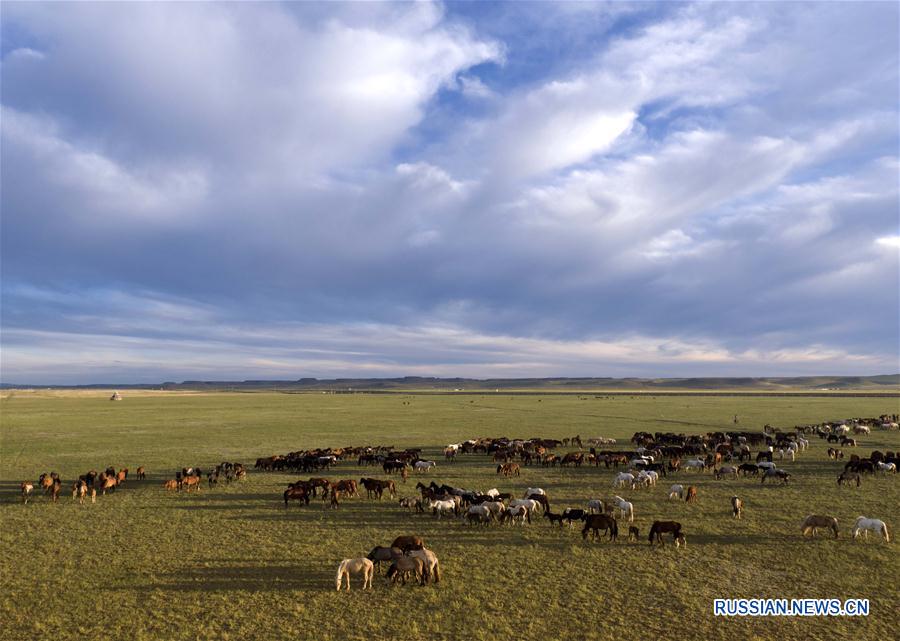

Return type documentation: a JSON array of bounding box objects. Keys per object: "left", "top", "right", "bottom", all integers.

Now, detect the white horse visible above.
[
  {"left": 642, "top": 470, "right": 659, "bottom": 486},
  {"left": 509, "top": 498, "right": 539, "bottom": 514},
  {"left": 428, "top": 498, "right": 456, "bottom": 518},
  {"left": 683, "top": 459, "right": 706, "bottom": 472},
  {"left": 613, "top": 472, "right": 635, "bottom": 489},
  {"left": 523, "top": 487, "right": 545, "bottom": 498},
  {"left": 757, "top": 461, "right": 776, "bottom": 471},
  {"left": 797, "top": 437, "right": 809, "bottom": 450},
  {"left": 466, "top": 504, "right": 493, "bottom": 524},
  {"left": 877, "top": 462, "right": 897, "bottom": 473},
  {"left": 668, "top": 484, "right": 684, "bottom": 500},
  {"left": 414, "top": 460, "right": 436, "bottom": 472},
  {"left": 485, "top": 488, "right": 500, "bottom": 498},
  {"left": 587, "top": 498, "right": 604, "bottom": 513},
  {"left": 336, "top": 558, "right": 374, "bottom": 591},
  {"left": 503, "top": 505, "right": 529, "bottom": 525},
  {"left": 612, "top": 495, "right": 634, "bottom": 522},
  {"left": 852, "top": 517, "right": 890, "bottom": 542},
  {"left": 409, "top": 548, "right": 441, "bottom": 583}
]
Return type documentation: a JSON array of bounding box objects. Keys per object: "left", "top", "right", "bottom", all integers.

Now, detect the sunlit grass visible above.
[{"left": 1, "top": 392, "right": 897, "bottom": 640}]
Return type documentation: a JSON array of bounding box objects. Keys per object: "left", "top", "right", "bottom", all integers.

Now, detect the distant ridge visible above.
[{"left": 2, "top": 374, "right": 898, "bottom": 392}]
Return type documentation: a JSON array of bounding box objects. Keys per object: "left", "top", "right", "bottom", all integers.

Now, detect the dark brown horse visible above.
[
  {"left": 581, "top": 514, "right": 618, "bottom": 541},
  {"left": 648, "top": 520, "right": 683, "bottom": 545},
  {"left": 284, "top": 486, "right": 310, "bottom": 507}
]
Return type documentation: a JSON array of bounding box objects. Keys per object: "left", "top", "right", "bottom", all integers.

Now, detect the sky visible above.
[{"left": 1, "top": 1, "right": 898, "bottom": 385}]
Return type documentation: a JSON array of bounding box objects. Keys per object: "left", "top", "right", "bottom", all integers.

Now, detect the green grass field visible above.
[{"left": 1, "top": 390, "right": 898, "bottom": 641}]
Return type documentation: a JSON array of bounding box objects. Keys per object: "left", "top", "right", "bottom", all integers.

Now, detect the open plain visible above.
[{"left": 1, "top": 390, "right": 898, "bottom": 641}]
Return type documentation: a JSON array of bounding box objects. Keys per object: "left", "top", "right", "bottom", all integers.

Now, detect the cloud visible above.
[{"left": 1, "top": 1, "right": 897, "bottom": 383}]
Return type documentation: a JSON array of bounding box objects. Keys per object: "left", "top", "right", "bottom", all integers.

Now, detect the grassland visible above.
[{"left": 1, "top": 390, "right": 898, "bottom": 641}]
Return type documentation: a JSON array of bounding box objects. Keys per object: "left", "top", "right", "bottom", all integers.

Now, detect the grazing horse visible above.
[
  {"left": 523, "top": 487, "right": 546, "bottom": 498},
  {"left": 366, "top": 546, "right": 399, "bottom": 573},
  {"left": 587, "top": 498, "right": 605, "bottom": 513},
  {"left": 837, "top": 472, "right": 861, "bottom": 487},
  {"left": 852, "top": 517, "right": 890, "bottom": 542},
  {"left": 684, "top": 486, "right": 698, "bottom": 503},
  {"left": 801, "top": 514, "right": 839, "bottom": 538},
  {"left": 414, "top": 460, "right": 436, "bottom": 473},
  {"left": 428, "top": 498, "right": 457, "bottom": 518},
  {"left": 386, "top": 555, "right": 425, "bottom": 586},
  {"left": 668, "top": 484, "right": 684, "bottom": 500},
  {"left": 628, "top": 526, "right": 640, "bottom": 541},
  {"left": 648, "top": 520, "right": 683, "bottom": 546},
  {"left": 526, "top": 493, "right": 550, "bottom": 513},
  {"left": 760, "top": 469, "right": 791, "bottom": 484},
  {"left": 466, "top": 505, "right": 493, "bottom": 524},
  {"left": 611, "top": 496, "right": 634, "bottom": 522},
  {"left": 336, "top": 558, "right": 374, "bottom": 591},
  {"left": 581, "top": 514, "right": 618, "bottom": 541},
  {"left": 731, "top": 496, "right": 743, "bottom": 519},
  {"left": 562, "top": 508, "right": 586, "bottom": 526},
  {"left": 21, "top": 482, "right": 34, "bottom": 504},
  {"left": 163, "top": 479, "right": 179, "bottom": 491},
  {"left": 738, "top": 463, "right": 759, "bottom": 477},
  {"left": 613, "top": 472, "right": 635, "bottom": 489},
  {"left": 409, "top": 548, "right": 441, "bottom": 584},
  {"left": 501, "top": 505, "right": 530, "bottom": 525},
  {"left": 391, "top": 536, "right": 425, "bottom": 554}
]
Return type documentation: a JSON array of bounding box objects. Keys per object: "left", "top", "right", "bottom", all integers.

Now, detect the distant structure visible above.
[{"left": 110, "top": 391, "right": 122, "bottom": 401}]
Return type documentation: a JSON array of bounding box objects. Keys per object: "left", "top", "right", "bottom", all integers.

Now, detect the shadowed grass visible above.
[{"left": 1, "top": 391, "right": 898, "bottom": 641}]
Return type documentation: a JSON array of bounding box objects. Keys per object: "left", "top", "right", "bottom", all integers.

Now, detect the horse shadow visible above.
[{"left": 129, "top": 563, "right": 331, "bottom": 592}]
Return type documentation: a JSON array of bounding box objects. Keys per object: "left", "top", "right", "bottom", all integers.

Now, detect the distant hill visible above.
[{"left": 3, "top": 374, "right": 898, "bottom": 393}]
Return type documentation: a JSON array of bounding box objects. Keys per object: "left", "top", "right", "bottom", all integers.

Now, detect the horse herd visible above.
[{"left": 20, "top": 466, "right": 143, "bottom": 505}]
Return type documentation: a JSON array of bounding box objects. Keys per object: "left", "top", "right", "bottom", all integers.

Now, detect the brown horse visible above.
[
  {"left": 496, "top": 463, "right": 520, "bottom": 477},
  {"left": 648, "top": 520, "right": 683, "bottom": 545},
  {"left": 390, "top": 535, "right": 425, "bottom": 554},
  {"left": 99, "top": 476, "right": 118, "bottom": 495},
  {"left": 21, "top": 482, "right": 34, "bottom": 504},
  {"left": 837, "top": 472, "right": 861, "bottom": 487},
  {"left": 801, "top": 514, "right": 839, "bottom": 538},
  {"left": 386, "top": 554, "right": 425, "bottom": 586},
  {"left": 330, "top": 479, "right": 359, "bottom": 497},
  {"left": 581, "top": 514, "right": 618, "bottom": 541},
  {"left": 181, "top": 475, "right": 201, "bottom": 492},
  {"left": 163, "top": 479, "right": 179, "bottom": 491},
  {"left": 136, "top": 466, "right": 146, "bottom": 480},
  {"left": 284, "top": 486, "right": 310, "bottom": 507},
  {"left": 116, "top": 469, "right": 128, "bottom": 487},
  {"left": 685, "top": 486, "right": 698, "bottom": 503}
]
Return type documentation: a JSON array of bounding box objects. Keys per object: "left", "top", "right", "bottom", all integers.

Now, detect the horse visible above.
[
  {"left": 731, "top": 496, "right": 743, "bottom": 519},
  {"left": 71, "top": 480, "right": 95, "bottom": 505},
  {"left": 496, "top": 463, "right": 520, "bottom": 477},
  {"left": 181, "top": 475, "right": 201, "bottom": 492},
  {"left": 116, "top": 469, "right": 128, "bottom": 486},
  {"left": 738, "top": 463, "right": 759, "bottom": 476},
  {"left": 428, "top": 498, "right": 457, "bottom": 518},
  {"left": 366, "top": 546, "right": 399, "bottom": 573},
  {"left": 501, "top": 505, "right": 530, "bottom": 525},
  {"left": 284, "top": 486, "right": 310, "bottom": 507},
  {"left": 837, "top": 472, "right": 861, "bottom": 487},
  {"left": 581, "top": 514, "right": 618, "bottom": 541},
  {"left": 613, "top": 472, "right": 635, "bottom": 489},
  {"left": 466, "top": 504, "right": 493, "bottom": 524},
  {"left": 562, "top": 508, "right": 586, "bottom": 526},
  {"left": 336, "top": 558, "right": 374, "bottom": 591},
  {"left": 627, "top": 526, "right": 640, "bottom": 541},
  {"left": 648, "top": 521, "right": 683, "bottom": 545},
  {"left": 136, "top": 466, "right": 146, "bottom": 480},
  {"left": 684, "top": 486, "right": 698, "bottom": 503},
  {"left": 21, "top": 482, "right": 34, "bottom": 504},
  {"left": 612, "top": 496, "right": 634, "bottom": 522},
  {"left": 760, "top": 469, "right": 791, "bottom": 484},
  {"left": 39, "top": 473, "right": 56, "bottom": 495},
  {"left": 587, "top": 498, "right": 605, "bottom": 513},
  {"left": 391, "top": 536, "right": 425, "bottom": 554},
  {"left": 852, "top": 517, "right": 890, "bottom": 542},
  {"left": 715, "top": 466, "right": 738, "bottom": 480},
  {"left": 523, "top": 487, "right": 546, "bottom": 498},
  {"left": 526, "top": 493, "right": 550, "bottom": 513},
  {"left": 668, "top": 484, "right": 684, "bottom": 500},
  {"left": 683, "top": 458, "right": 706, "bottom": 472},
  {"left": 331, "top": 479, "right": 359, "bottom": 497},
  {"left": 386, "top": 555, "right": 425, "bottom": 586},
  {"left": 877, "top": 462, "right": 897, "bottom": 474},
  {"left": 99, "top": 476, "right": 118, "bottom": 495},
  {"left": 163, "top": 479, "right": 179, "bottom": 491},
  {"left": 543, "top": 510, "right": 566, "bottom": 527},
  {"left": 801, "top": 514, "right": 839, "bottom": 538},
  {"left": 409, "top": 548, "right": 441, "bottom": 584},
  {"left": 414, "top": 460, "right": 436, "bottom": 473}
]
